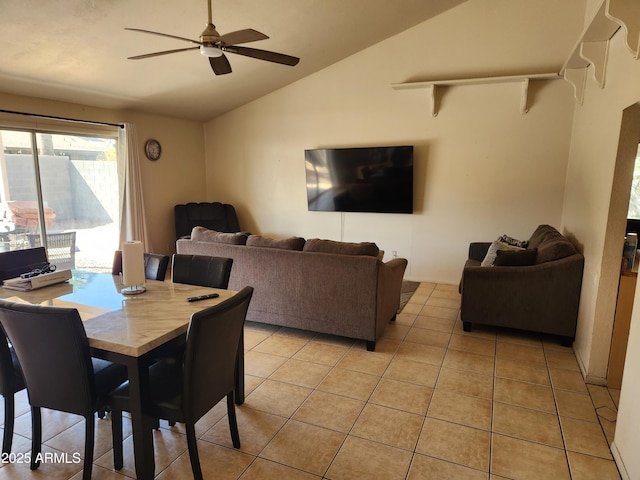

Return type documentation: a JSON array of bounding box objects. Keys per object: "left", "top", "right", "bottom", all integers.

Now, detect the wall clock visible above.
[{"left": 144, "top": 139, "right": 161, "bottom": 161}]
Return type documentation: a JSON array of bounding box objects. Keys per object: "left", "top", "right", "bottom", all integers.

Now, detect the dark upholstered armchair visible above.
[
  {"left": 174, "top": 202, "right": 241, "bottom": 240},
  {"left": 459, "top": 225, "right": 584, "bottom": 346}
]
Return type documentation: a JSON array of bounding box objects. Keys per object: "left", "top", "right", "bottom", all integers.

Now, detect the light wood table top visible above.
[{"left": 0, "top": 270, "right": 236, "bottom": 356}]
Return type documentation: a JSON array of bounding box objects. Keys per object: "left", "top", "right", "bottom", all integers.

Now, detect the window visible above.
[
  {"left": 628, "top": 144, "right": 640, "bottom": 220},
  {"left": 0, "top": 127, "right": 120, "bottom": 272}
]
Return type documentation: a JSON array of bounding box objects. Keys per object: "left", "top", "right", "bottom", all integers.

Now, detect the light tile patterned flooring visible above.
[{"left": 0, "top": 282, "right": 624, "bottom": 479}]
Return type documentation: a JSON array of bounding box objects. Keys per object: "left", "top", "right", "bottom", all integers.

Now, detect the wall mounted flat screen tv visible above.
[{"left": 305, "top": 145, "right": 413, "bottom": 213}]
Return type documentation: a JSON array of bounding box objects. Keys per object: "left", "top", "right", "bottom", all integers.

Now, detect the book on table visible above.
[{"left": 2, "top": 269, "right": 72, "bottom": 291}]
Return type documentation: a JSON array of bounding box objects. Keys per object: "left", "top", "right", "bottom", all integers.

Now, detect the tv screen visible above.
[{"left": 305, "top": 145, "right": 413, "bottom": 213}]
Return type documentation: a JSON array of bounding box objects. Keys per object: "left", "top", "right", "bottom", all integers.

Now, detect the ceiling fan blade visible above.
[
  {"left": 216, "top": 28, "right": 269, "bottom": 46},
  {"left": 209, "top": 54, "right": 232, "bottom": 75},
  {"left": 125, "top": 28, "right": 201, "bottom": 45},
  {"left": 223, "top": 46, "right": 300, "bottom": 66},
  {"left": 128, "top": 46, "right": 200, "bottom": 60}
]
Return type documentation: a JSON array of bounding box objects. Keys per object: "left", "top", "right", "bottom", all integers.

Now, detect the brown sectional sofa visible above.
[
  {"left": 459, "top": 224, "right": 584, "bottom": 345},
  {"left": 176, "top": 227, "right": 408, "bottom": 351}
]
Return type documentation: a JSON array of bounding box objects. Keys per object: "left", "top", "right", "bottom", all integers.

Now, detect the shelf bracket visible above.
[
  {"left": 580, "top": 40, "right": 611, "bottom": 88},
  {"left": 520, "top": 78, "right": 530, "bottom": 114},
  {"left": 606, "top": 0, "right": 640, "bottom": 58},
  {"left": 563, "top": 68, "right": 587, "bottom": 104},
  {"left": 429, "top": 84, "right": 437, "bottom": 117},
  {"left": 560, "top": 0, "right": 640, "bottom": 104}
]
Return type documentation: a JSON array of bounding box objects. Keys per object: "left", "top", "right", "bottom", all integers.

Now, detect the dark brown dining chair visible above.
[
  {"left": 0, "top": 327, "right": 26, "bottom": 455},
  {"left": 0, "top": 300, "right": 128, "bottom": 480},
  {"left": 171, "top": 253, "right": 233, "bottom": 288},
  {"left": 0, "top": 247, "right": 48, "bottom": 282},
  {"left": 110, "top": 286, "right": 254, "bottom": 480},
  {"left": 157, "top": 253, "right": 236, "bottom": 428},
  {"left": 111, "top": 250, "right": 170, "bottom": 281}
]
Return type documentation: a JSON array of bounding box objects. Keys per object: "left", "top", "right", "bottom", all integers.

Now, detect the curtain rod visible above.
[{"left": 0, "top": 109, "right": 124, "bottom": 129}]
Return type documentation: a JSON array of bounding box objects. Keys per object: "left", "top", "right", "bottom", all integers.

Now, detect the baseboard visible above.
[
  {"left": 574, "top": 346, "right": 608, "bottom": 385},
  {"left": 611, "top": 441, "right": 630, "bottom": 480}
]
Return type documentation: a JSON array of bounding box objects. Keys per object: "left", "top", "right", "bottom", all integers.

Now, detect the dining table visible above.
[{"left": 0, "top": 270, "right": 243, "bottom": 480}]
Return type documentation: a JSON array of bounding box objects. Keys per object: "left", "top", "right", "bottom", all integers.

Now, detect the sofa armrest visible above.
[
  {"left": 376, "top": 258, "right": 408, "bottom": 337},
  {"left": 469, "top": 242, "right": 491, "bottom": 262}
]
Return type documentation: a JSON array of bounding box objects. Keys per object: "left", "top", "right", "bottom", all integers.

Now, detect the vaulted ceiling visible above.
[{"left": 1, "top": 0, "right": 468, "bottom": 121}]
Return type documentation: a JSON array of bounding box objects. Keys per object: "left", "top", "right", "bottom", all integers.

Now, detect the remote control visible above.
[{"left": 187, "top": 293, "right": 220, "bottom": 302}]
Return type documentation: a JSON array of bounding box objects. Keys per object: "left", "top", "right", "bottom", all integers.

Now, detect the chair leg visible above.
[
  {"left": 226, "top": 393, "right": 241, "bottom": 449},
  {"left": 111, "top": 409, "right": 123, "bottom": 470},
  {"left": 30, "top": 407, "right": 42, "bottom": 470},
  {"left": 2, "top": 394, "right": 14, "bottom": 455},
  {"left": 185, "top": 423, "right": 203, "bottom": 480},
  {"left": 82, "top": 415, "right": 95, "bottom": 480}
]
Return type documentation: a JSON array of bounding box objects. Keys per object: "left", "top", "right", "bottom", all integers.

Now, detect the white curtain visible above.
[{"left": 117, "top": 123, "right": 151, "bottom": 251}]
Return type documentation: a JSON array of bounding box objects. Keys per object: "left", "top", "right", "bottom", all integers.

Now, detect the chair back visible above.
[
  {"left": 172, "top": 254, "right": 233, "bottom": 288},
  {"left": 27, "top": 232, "right": 76, "bottom": 271},
  {"left": 183, "top": 286, "right": 253, "bottom": 422},
  {"left": 0, "top": 328, "right": 24, "bottom": 397},
  {"left": 0, "top": 300, "right": 96, "bottom": 416},
  {"left": 112, "top": 250, "right": 170, "bottom": 281},
  {"left": 0, "top": 247, "right": 47, "bottom": 281}
]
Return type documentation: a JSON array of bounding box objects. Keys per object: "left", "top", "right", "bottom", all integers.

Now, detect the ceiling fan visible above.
[{"left": 125, "top": 0, "right": 300, "bottom": 75}]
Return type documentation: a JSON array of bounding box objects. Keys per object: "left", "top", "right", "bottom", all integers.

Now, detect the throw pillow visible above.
[
  {"left": 497, "top": 234, "right": 529, "bottom": 249},
  {"left": 246, "top": 235, "right": 306, "bottom": 251},
  {"left": 190, "top": 226, "right": 248, "bottom": 245},
  {"left": 303, "top": 238, "right": 380, "bottom": 257},
  {"left": 480, "top": 241, "right": 524, "bottom": 267},
  {"left": 494, "top": 248, "right": 538, "bottom": 266}
]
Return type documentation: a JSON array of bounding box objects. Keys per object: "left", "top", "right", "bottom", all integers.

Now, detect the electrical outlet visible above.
[{"left": 392, "top": 250, "right": 397, "bottom": 258}]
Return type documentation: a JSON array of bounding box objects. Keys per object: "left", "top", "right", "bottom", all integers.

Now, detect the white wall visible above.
[
  {"left": 204, "top": 0, "right": 584, "bottom": 284},
  {"left": 561, "top": 23, "right": 640, "bottom": 480}
]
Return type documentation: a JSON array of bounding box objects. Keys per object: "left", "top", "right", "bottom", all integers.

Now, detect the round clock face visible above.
[{"left": 144, "top": 139, "right": 161, "bottom": 161}]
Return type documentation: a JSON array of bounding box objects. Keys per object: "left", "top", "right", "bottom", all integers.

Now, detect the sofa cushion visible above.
[
  {"left": 247, "top": 235, "right": 306, "bottom": 251},
  {"left": 191, "top": 226, "right": 248, "bottom": 245},
  {"left": 303, "top": 238, "right": 380, "bottom": 257},
  {"left": 481, "top": 241, "right": 524, "bottom": 267},
  {"left": 527, "top": 224, "right": 562, "bottom": 249},
  {"left": 536, "top": 239, "right": 576, "bottom": 264},
  {"left": 494, "top": 248, "right": 538, "bottom": 266}
]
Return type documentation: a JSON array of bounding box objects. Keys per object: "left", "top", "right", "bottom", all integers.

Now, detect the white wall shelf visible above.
[
  {"left": 391, "top": 73, "right": 560, "bottom": 117},
  {"left": 561, "top": 0, "right": 640, "bottom": 104}
]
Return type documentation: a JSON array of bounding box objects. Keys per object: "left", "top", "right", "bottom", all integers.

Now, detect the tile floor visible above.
[{"left": 0, "top": 282, "right": 624, "bottom": 479}]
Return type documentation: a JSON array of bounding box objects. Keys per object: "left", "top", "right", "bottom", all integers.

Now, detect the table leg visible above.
[{"left": 127, "top": 360, "right": 155, "bottom": 480}]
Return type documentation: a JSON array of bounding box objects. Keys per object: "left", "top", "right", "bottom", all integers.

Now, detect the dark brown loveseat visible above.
[{"left": 459, "top": 225, "right": 584, "bottom": 346}]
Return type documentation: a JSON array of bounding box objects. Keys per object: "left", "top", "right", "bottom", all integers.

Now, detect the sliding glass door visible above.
[{"left": 0, "top": 128, "right": 120, "bottom": 272}]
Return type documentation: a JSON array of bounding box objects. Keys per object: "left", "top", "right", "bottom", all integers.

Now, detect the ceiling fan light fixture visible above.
[{"left": 200, "top": 45, "right": 223, "bottom": 58}]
